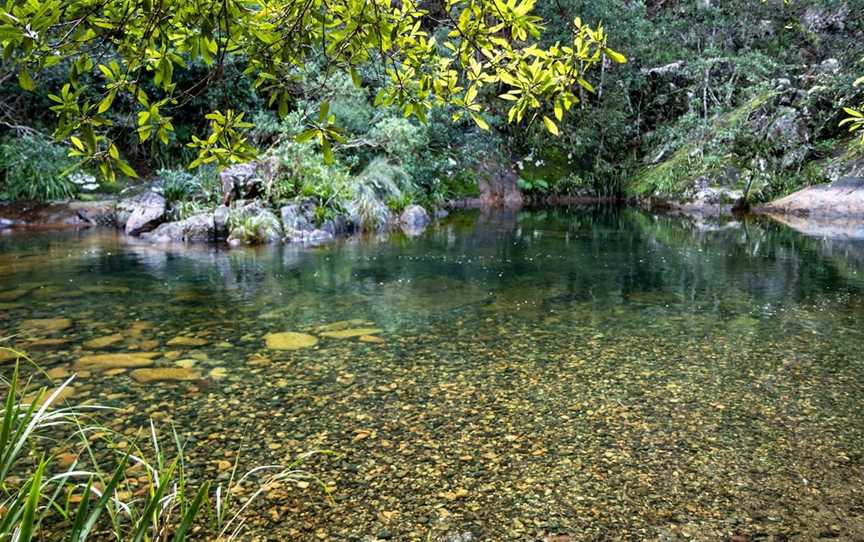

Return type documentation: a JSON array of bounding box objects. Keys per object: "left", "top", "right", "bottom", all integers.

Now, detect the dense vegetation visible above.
[{"left": 0, "top": 1, "right": 862, "bottom": 208}]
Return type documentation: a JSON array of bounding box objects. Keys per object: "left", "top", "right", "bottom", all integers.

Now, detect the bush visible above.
[{"left": 0, "top": 134, "right": 78, "bottom": 201}]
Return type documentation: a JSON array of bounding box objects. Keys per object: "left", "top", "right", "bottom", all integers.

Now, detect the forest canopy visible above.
[{"left": 0, "top": 0, "right": 624, "bottom": 180}]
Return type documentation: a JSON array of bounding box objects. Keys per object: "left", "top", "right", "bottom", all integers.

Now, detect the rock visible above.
[
  {"left": 263, "top": 332, "right": 319, "bottom": 350},
  {"left": 818, "top": 58, "right": 840, "bottom": 74},
  {"left": 214, "top": 205, "right": 230, "bottom": 237},
  {"left": 0, "top": 218, "right": 13, "bottom": 229},
  {"left": 761, "top": 178, "right": 864, "bottom": 218},
  {"left": 280, "top": 204, "right": 314, "bottom": 233},
  {"left": 0, "top": 288, "right": 30, "bottom": 301},
  {"left": 74, "top": 353, "right": 159, "bottom": 371},
  {"left": 319, "top": 327, "right": 382, "bottom": 339},
  {"left": 143, "top": 212, "right": 216, "bottom": 243},
  {"left": 687, "top": 177, "right": 744, "bottom": 205},
  {"left": 285, "top": 229, "right": 334, "bottom": 245},
  {"left": 359, "top": 335, "right": 385, "bottom": 344},
  {"left": 46, "top": 367, "right": 70, "bottom": 379},
  {"left": 130, "top": 367, "right": 202, "bottom": 383},
  {"left": 20, "top": 318, "right": 71, "bottom": 333},
  {"left": 182, "top": 213, "right": 216, "bottom": 242},
  {"left": 435, "top": 209, "right": 449, "bottom": 219},
  {"left": 0, "top": 349, "right": 21, "bottom": 364},
  {"left": 83, "top": 334, "right": 124, "bottom": 349},
  {"left": 400, "top": 205, "right": 429, "bottom": 227},
  {"left": 166, "top": 336, "right": 209, "bottom": 347},
  {"left": 220, "top": 160, "right": 277, "bottom": 204},
  {"left": 142, "top": 221, "right": 185, "bottom": 243},
  {"left": 80, "top": 286, "right": 131, "bottom": 294},
  {"left": 318, "top": 319, "right": 372, "bottom": 332},
  {"left": 320, "top": 215, "right": 350, "bottom": 235},
  {"left": 122, "top": 192, "right": 166, "bottom": 235},
  {"left": 25, "top": 386, "right": 75, "bottom": 406},
  {"left": 70, "top": 200, "right": 117, "bottom": 226}
]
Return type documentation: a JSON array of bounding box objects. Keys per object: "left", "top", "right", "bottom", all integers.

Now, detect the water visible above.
[{"left": 2, "top": 208, "right": 864, "bottom": 540}]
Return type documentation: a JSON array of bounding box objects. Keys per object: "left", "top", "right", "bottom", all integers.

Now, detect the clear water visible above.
[{"left": 2, "top": 208, "right": 864, "bottom": 541}]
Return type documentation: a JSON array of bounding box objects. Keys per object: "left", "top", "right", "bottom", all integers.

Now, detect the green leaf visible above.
[
  {"left": 18, "top": 69, "right": 34, "bottom": 91},
  {"left": 605, "top": 48, "right": 627, "bottom": 64},
  {"left": 543, "top": 115, "right": 559, "bottom": 135},
  {"left": 295, "top": 129, "right": 318, "bottom": 143},
  {"left": 469, "top": 112, "right": 489, "bottom": 130},
  {"left": 321, "top": 139, "right": 334, "bottom": 164}
]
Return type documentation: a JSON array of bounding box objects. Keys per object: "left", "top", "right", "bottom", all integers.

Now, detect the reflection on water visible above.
[{"left": 2, "top": 208, "right": 864, "bottom": 540}]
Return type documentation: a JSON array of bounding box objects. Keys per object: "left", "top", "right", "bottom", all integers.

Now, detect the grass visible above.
[{"left": 0, "top": 346, "right": 330, "bottom": 541}]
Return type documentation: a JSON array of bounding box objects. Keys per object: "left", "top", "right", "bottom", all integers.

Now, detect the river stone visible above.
[
  {"left": 0, "top": 302, "right": 24, "bottom": 310},
  {"left": 319, "top": 327, "right": 383, "bottom": 339},
  {"left": 359, "top": 335, "right": 385, "bottom": 344},
  {"left": 26, "top": 386, "right": 75, "bottom": 406},
  {"left": 0, "top": 349, "right": 21, "bottom": 364},
  {"left": 20, "top": 318, "right": 72, "bottom": 333},
  {"left": 264, "top": 332, "right": 319, "bottom": 350},
  {"left": 75, "top": 353, "right": 159, "bottom": 370},
  {"left": 167, "top": 336, "right": 209, "bottom": 347},
  {"left": 130, "top": 367, "right": 202, "bottom": 383},
  {"left": 80, "top": 286, "right": 131, "bottom": 294},
  {"left": 318, "top": 319, "right": 372, "bottom": 332},
  {"left": 0, "top": 288, "right": 29, "bottom": 301},
  {"left": 122, "top": 191, "right": 166, "bottom": 236},
  {"left": 83, "top": 334, "right": 124, "bottom": 349}
]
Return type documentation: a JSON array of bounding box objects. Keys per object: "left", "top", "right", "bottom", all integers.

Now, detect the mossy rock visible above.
[{"left": 20, "top": 318, "right": 72, "bottom": 333}]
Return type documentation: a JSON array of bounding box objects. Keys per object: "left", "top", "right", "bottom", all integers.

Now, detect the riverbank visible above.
[{"left": 5, "top": 175, "right": 864, "bottom": 244}]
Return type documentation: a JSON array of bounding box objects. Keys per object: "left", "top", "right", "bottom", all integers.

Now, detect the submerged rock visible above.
[
  {"left": 20, "top": 318, "right": 72, "bottom": 333},
  {"left": 83, "top": 334, "right": 124, "bottom": 349},
  {"left": 74, "top": 353, "right": 159, "bottom": 370},
  {"left": 0, "top": 349, "right": 21, "bottom": 364},
  {"left": 166, "top": 336, "right": 209, "bottom": 347},
  {"left": 0, "top": 288, "right": 30, "bottom": 301},
  {"left": 263, "top": 332, "right": 319, "bottom": 350},
  {"left": 130, "top": 367, "right": 202, "bottom": 383},
  {"left": 319, "top": 327, "right": 383, "bottom": 339}
]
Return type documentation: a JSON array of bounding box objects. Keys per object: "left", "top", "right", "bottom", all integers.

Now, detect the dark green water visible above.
[{"left": 2, "top": 208, "right": 864, "bottom": 541}]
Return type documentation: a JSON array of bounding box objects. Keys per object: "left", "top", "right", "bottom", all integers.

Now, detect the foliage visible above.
[
  {"left": 0, "top": 134, "right": 79, "bottom": 201},
  {"left": 227, "top": 208, "right": 281, "bottom": 245},
  {"left": 517, "top": 177, "right": 550, "bottom": 195},
  {"left": 1, "top": 0, "right": 623, "bottom": 181}
]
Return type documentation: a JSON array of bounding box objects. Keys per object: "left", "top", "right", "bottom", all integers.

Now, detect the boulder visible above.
[
  {"left": 182, "top": 212, "right": 216, "bottom": 242},
  {"left": 399, "top": 205, "right": 429, "bottom": 227},
  {"left": 142, "top": 212, "right": 215, "bottom": 243},
  {"left": 143, "top": 221, "right": 185, "bottom": 243},
  {"left": 280, "top": 203, "right": 314, "bottom": 233},
  {"left": 70, "top": 201, "right": 117, "bottom": 226},
  {"left": 321, "top": 215, "right": 350, "bottom": 235},
  {"left": 121, "top": 192, "right": 166, "bottom": 235},
  {"left": 760, "top": 177, "right": 864, "bottom": 217}
]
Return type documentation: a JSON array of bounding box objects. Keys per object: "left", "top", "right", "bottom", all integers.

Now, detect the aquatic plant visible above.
[{"left": 0, "top": 357, "right": 328, "bottom": 541}]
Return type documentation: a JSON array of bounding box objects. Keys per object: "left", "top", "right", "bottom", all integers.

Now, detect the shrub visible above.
[{"left": 0, "top": 134, "right": 78, "bottom": 201}]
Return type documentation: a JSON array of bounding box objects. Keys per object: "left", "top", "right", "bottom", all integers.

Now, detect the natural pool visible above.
[{"left": 1, "top": 208, "right": 864, "bottom": 541}]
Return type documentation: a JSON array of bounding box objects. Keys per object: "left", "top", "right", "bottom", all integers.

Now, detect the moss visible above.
[{"left": 628, "top": 91, "right": 779, "bottom": 198}]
